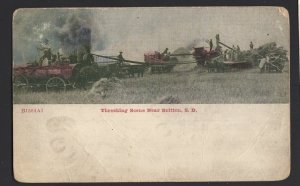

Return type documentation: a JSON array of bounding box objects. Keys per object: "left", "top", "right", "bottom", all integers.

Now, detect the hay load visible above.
[
  {"left": 202, "top": 41, "right": 288, "bottom": 73},
  {"left": 243, "top": 42, "right": 288, "bottom": 72}
]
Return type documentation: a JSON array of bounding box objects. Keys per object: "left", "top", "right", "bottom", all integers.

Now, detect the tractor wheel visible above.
[
  {"left": 79, "top": 66, "right": 98, "bottom": 90},
  {"left": 13, "top": 75, "right": 29, "bottom": 92},
  {"left": 46, "top": 77, "right": 66, "bottom": 92}
]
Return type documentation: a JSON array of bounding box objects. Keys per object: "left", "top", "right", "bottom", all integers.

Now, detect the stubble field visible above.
[{"left": 13, "top": 66, "right": 289, "bottom": 104}]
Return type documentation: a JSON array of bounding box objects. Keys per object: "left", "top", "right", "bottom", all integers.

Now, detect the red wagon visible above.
[{"left": 13, "top": 63, "right": 77, "bottom": 92}]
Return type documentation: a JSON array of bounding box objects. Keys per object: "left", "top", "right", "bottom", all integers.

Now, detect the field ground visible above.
[{"left": 13, "top": 67, "right": 289, "bottom": 104}]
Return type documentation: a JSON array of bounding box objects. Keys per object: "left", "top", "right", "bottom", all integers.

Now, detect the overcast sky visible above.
[
  {"left": 92, "top": 7, "right": 289, "bottom": 61},
  {"left": 14, "top": 7, "right": 289, "bottom": 63}
]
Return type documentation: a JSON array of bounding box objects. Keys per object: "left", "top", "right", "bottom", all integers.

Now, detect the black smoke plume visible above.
[
  {"left": 54, "top": 13, "right": 92, "bottom": 56},
  {"left": 13, "top": 9, "right": 93, "bottom": 64}
]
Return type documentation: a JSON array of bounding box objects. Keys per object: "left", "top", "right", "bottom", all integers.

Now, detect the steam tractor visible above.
[{"left": 144, "top": 50, "right": 178, "bottom": 74}]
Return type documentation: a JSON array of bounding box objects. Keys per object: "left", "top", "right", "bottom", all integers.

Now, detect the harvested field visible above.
[{"left": 13, "top": 68, "right": 289, "bottom": 104}]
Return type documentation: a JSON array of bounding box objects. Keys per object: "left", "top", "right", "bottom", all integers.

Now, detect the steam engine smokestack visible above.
[
  {"left": 55, "top": 14, "right": 92, "bottom": 63},
  {"left": 76, "top": 27, "right": 91, "bottom": 63}
]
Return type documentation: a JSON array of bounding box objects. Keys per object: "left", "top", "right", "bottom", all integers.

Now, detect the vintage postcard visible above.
[{"left": 13, "top": 7, "right": 290, "bottom": 182}]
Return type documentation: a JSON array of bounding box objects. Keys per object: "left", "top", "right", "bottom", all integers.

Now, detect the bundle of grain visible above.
[
  {"left": 86, "top": 77, "right": 122, "bottom": 98},
  {"left": 158, "top": 96, "right": 181, "bottom": 104}
]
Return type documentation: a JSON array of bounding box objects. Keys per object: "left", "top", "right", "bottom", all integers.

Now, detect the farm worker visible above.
[
  {"left": 228, "top": 49, "right": 232, "bottom": 61},
  {"left": 266, "top": 55, "right": 270, "bottom": 63},
  {"left": 250, "top": 41, "right": 254, "bottom": 50},
  {"left": 236, "top": 45, "right": 241, "bottom": 60},
  {"left": 51, "top": 54, "right": 57, "bottom": 65},
  {"left": 38, "top": 38, "right": 52, "bottom": 66},
  {"left": 223, "top": 49, "right": 228, "bottom": 61},
  {"left": 83, "top": 53, "right": 94, "bottom": 65},
  {"left": 209, "top": 39, "right": 213, "bottom": 52},
  {"left": 82, "top": 46, "right": 94, "bottom": 65},
  {"left": 263, "top": 55, "right": 270, "bottom": 72},
  {"left": 259, "top": 57, "right": 266, "bottom": 70},
  {"left": 162, "top": 48, "right": 168, "bottom": 55},
  {"left": 215, "top": 34, "right": 222, "bottom": 52},
  {"left": 216, "top": 34, "right": 220, "bottom": 46},
  {"left": 41, "top": 58, "right": 49, "bottom": 66},
  {"left": 57, "top": 52, "right": 61, "bottom": 61},
  {"left": 58, "top": 48, "right": 66, "bottom": 60},
  {"left": 118, "top": 52, "right": 124, "bottom": 66},
  {"left": 231, "top": 45, "right": 236, "bottom": 61},
  {"left": 161, "top": 48, "right": 169, "bottom": 61}
]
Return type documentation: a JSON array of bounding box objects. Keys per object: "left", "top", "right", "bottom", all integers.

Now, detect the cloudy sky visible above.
[{"left": 14, "top": 7, "right": 289, "bottom": 63}]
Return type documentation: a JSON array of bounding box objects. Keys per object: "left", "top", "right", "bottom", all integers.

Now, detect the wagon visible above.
[
  {"left": 13, "top": 52, "right": 149, "bottom": 92},
  {"left": 13, "top": 63, "right": 77, "bottom": 92}
]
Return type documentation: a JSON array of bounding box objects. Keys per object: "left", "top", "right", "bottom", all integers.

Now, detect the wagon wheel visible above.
[
  {"left": 79, "top": 66, "right": 98, "bottom": 90},
  {"left": 46, "top": 77, "right": 66, "bottom": 92},
  {"left": 13, "top": 75, "right": 29, "bottom": 92}
]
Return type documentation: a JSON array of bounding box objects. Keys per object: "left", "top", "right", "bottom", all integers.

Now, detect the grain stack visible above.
[{"left": 245, "top": 42, "right": 288, "bottom": 71}]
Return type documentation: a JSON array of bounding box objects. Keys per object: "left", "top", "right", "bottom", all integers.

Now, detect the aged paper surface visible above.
[
  {"left": 14, "top": 104, "right": 290, "bottom": 182},
  {"left": 13, "top": 7, "right": 290, "bottom": 182}
]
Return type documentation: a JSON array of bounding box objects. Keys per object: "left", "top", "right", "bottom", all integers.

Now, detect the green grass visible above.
[{"left": 13, "top": 67, "right": 289, "bottom": 104}]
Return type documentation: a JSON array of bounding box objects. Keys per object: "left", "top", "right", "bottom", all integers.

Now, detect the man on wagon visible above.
[
  {"left": 250, "top": 41, "right": 254, "bottom": 50},
  {"left": 82, "top": 46, "right": 94, "bottom": 65},
  {"left": 162, "top": 48, "right": 168, "bottom": 55},
  {"left": 209, "top": 39, "right": 213, "bottom": 52},
  {"left": 161, "top": 48, "right": 170, "bottom": 61},
  {"left": 38, "top": 38, "right": 52, "bottom": 66}
]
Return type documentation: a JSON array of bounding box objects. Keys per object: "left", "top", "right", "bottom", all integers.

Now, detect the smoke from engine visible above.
[
  {"left": 54, "top": 14, "right": 91, "bottom": 57},
  {"left": 13, "top": 9, "right": 95, "bottom": 64},
  {"left": 186, "top": 38, "right": 209, "bottom": 51}
]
